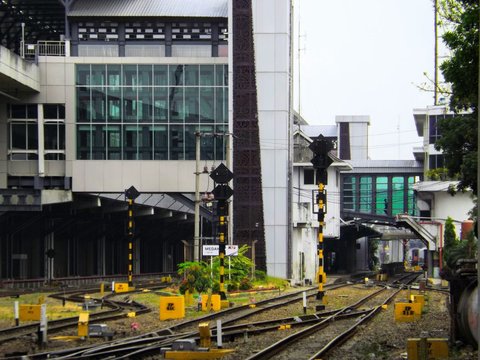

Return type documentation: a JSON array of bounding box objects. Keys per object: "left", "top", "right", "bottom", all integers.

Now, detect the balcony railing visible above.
[{"left": 22, "top": 41, "right": 66, "bottom": 59}]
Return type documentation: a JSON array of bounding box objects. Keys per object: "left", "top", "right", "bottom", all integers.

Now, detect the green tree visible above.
[
  {"left": 177, "top": 261, "right": 212, "bottom": 294},
  {"left": 435, "top": 0, "right": 478, "bottom": 195},
  {"left": 443, "top": 216, "right": 459, "bottom": 268}
]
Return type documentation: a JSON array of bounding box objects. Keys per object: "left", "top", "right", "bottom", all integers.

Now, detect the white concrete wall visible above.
[
  {"left": 71, "top": 160, "right": 210, "bottom": 192},
  {"left": 0, "top": 45, "right": 40, "bottom": 92},
  {"left": 349, "top": 122, "right": 369, "bottom": 160},
  {"left": 432, "top": 191, "right": 474, "bottom": 236},
  {"left": 253, "top": 0, "right": 292, "bottom": 278},
  {"left": 290, "top": 163, "right": 342, "bottom": 284}
]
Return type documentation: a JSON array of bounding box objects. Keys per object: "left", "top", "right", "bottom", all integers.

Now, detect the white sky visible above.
[{"left": 295, "top": 0, "right": 436, "bottom": 160}]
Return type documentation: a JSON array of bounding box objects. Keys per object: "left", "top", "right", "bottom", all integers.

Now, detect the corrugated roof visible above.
[
  {"left": 413, "top": 181, "right": 461, "bottom": 192},
  {"left": 343, "top": 159, "right": 423, "bottom": 174},
  {"left": 298, "top": 125, "right": 337, "bottom": 138},
  {"left": 69, "top": 0, "right": 228, "bottom": 18}
]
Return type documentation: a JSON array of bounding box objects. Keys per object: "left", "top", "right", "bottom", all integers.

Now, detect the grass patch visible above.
[{"left": 0, "top": 293, "right": 86, "bottom": 323}]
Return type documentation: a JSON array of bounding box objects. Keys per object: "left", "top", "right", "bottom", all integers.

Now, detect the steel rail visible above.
[
  {"left": 308, "top": 286, "right": 404, "bottom": 359},
  {"left": 0, "top": 284, "right": 164, "bottom": 344},
  {"left": 244, "top": 273, "right": 420, "bottom": 360},
  {"left": 20, "top": 284, "right": 351, "bottom": 359}
]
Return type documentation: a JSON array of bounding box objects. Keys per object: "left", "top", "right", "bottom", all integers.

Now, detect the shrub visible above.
[
  {"left": 227, "top": 282, "right": 239, "bottom": 292},
  {"left": 239, "top": 278, "right": 252, "bottom": 290}
]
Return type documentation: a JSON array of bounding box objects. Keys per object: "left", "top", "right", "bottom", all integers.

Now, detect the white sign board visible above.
[
  {"left": 202, "top": 245, "right": 239, "bottom": 256},
  {"left": 203, "top": 245, "right": 219, "bottom": 256},
  {"left": 226, "top": 245, "right": 239, "bottom": 256}
]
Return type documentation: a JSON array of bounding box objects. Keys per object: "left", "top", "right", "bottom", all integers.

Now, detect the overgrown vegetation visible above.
[
  {"left": 426, "top": 167, "right": 457, "bottom": 181},
  {"left": 177, "top": 245, "right": 255, "bottom": 294},
  {"left": 368, "top": 239, "right": 380, "bottom": 271},
  {"left": 435, "top": 0, "right": 478, "bottom": 196},
  {"left": 441, "top": 216, "right": 477, "bottom": 279}
]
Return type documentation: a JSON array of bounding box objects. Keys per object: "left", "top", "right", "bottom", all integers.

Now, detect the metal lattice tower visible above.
[{"left": 232, "top": 0, "right": 266, "bottom": 271}]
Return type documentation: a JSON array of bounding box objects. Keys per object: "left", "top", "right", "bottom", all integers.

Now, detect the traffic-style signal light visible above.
[{"left": 309, "top": 135, "right": 334, "bottom": 169}]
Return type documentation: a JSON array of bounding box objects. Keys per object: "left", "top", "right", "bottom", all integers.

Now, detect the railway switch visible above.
[
  {"left": 161, "top": 339, "right": 234, "bottom": 359},
  {"left": 88, "top": 324, "right": 114, "bottom": 339}
]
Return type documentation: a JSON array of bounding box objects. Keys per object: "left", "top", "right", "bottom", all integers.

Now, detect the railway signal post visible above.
[
  {"left": 125, "top": 186, "right": 140, "bottom": 289},
  {"left": 210, "top": 163, "right": 234, "bottom": 300},
  {"left": 309, "top": 135, "right": 334, "bottom": 311}
]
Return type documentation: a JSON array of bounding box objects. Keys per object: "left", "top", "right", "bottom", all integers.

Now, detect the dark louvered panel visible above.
[{"left": 232, "top": 0, "right": 266, "bottom": 271}]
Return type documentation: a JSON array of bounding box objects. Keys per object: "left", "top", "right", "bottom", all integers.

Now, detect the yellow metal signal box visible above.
[
  {"left": 394, "top": 302, "right": 422, "bottom": 322},
  {"left": 201, "top": 294, "right": 221, "bottom": 311},
  {"left": 19, "top": 304, "right": 41, "bottom": 321},
  {"left": 410, "top": 294, "right": 425, "bottom": 311},
  {"left": 114, "top": 282, "right": 130, "bottom": 293},
  {"left": 159, "top": 296, "right": 185, "bottom": 320},
  {"left": 78, "top": 312, "right": 89, "bottom": 337},
  {"left": 407, "top": 338, "right": 448, "bottom": 359}
]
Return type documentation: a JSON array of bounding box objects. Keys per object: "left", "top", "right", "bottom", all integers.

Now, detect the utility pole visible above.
[
  {"left": 194, "top": 132, "right": 201, "bottom": 262},
  {"left": 309, "top": 135, "right": 334, "bottom": 311}
]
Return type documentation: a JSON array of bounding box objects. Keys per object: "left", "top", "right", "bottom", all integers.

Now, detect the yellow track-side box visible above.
[
  {"left": 394, "top": 302, "right": 422, "bottom": 322},
  {"left": 19, "top": 304, "right": 41, "bottom": 321},
  {"left": 407, "top": 338, "right": 448, "bottom": 359},
  {"left": 159, "top": 296, "right": 185, "bottom": 320},
  {"left": 114, "top": 282, "right": 129, "bottom": 293},
  {"left": 78, "top": 312, "right": 89, "bottom": 337},
  {"left": 201, "top": 294, "right": 221, "bottom": 311},
  {"left": 410, "top": 294, "right": 425, "bottom": 311}
]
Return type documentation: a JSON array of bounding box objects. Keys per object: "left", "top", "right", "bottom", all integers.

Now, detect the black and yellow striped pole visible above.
[
  {"left": 308, "top": 135, "right": 333, "bottom": 312},
  {"left": 127, "top": 198, "right": 134, "bottom": 287},
  {"left": 210, "top": 164, "right": 234, "bottom": 301},
  {"left": 218, "top": 204, "right": 227, "bottom": 300},
  {"left": 316, "top": 181, "right": 327, "bottom": 310},
  {"left": 125, "top": 186, "right": 140, "bottom": 289}
]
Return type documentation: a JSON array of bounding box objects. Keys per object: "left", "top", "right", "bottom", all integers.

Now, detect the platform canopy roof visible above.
[
  {"left": 0, "top": 0, "right": 228, "bottom": 54},
  {"left": 68, "top": 0, "right": 228, "bottom": 18}
]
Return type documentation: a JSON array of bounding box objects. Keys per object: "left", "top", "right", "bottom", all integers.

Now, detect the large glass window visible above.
[
  {"left": 8, "top": 104, "right": 65, "bottom": 160},
  {"left": 342, "top": 175, "right": 419, "bottom": 216},
  {"left": 375, "top": 177, "right": 389, "bottom": 215},
  {"left": 392, "top": 176, "right": 405, "bottom": 215},
  {"left": 76, "top": 64, "right": 228, "bottom": 160},
  {"left": 343, "top": 176, "right": 356, "bottom": 211},
  {"left": 359, "top": 177, "right": 372, "bottom": 213}
]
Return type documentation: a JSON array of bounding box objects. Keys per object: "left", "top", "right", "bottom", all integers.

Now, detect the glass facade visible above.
[
  {"left": 76, "top": 64, "right": 228, "bottom": 160},
  {"left": 342, "top": 175, "right": 419, "bottom": 217}
]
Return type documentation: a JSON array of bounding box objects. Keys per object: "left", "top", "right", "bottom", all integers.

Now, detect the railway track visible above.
[
  {"left": 244, "top": 272, "right": 421, "bottom": 360},
  {"left": 0, "top": 282, "right": 171, "bottom": 346},
  {"left": 2, "top": 274, "right": 424, "bottom": 359},
  {"left": 7, "top": 283, "right": 354, "bottom": 359}
]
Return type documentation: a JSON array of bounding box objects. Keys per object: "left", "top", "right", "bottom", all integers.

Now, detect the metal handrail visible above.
[{"left": 23, "top": 40, "right": 66, "bottom": 58}]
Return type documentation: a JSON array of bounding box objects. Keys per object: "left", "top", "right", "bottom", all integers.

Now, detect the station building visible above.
[{"left": 0, "top": 0, "right": 293, "bottom": 282}]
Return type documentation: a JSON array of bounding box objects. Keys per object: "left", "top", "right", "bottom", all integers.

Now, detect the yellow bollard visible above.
[
  {"left": 78, "top": 312, "right": 89, "bottom": 338},
  {"left": 198, "top": 322, "right": 211, "bottom": 348}
]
